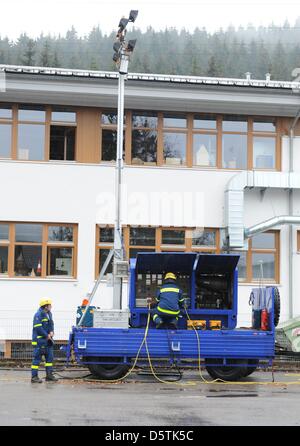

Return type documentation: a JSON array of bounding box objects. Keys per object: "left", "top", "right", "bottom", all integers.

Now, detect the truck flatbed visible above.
[
  {"left": 70, "top": 326, "right": 274, "bottom": 370},
  {"left": 68, "top": 253, "right": 278, "bottom": 381}
]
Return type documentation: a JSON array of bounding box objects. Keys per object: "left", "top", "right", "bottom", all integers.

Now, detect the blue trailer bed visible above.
[
  {"left": 71, "top": 326, "right": 275, "bottom": 364},
  {"left": 68, "top": 253, "right": 278, "bottom": 381}
]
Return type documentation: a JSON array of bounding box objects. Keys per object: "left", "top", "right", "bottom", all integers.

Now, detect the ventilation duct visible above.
[
  {"left": 225, "top": 171, "right": 300, "bottom": 248},
  {"left": 245, "top": 215, "right": 300, "bottom": 238}
]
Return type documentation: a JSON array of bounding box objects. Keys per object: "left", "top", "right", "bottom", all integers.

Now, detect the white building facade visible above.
[{"left": 0, "top": 66, "right": 300, "bottom": 353}]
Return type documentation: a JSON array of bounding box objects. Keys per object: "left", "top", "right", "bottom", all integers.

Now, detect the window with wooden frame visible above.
[
  {"left": 163, "top": 113, "right": 187, "bottom": 166},
  {"left": 17, "top": 105, "right": 46, "bottom": 161},
  {"left": 14, "top": 223, "right": 43, "bottom": 276},
  {"left": 96, "top": 226, "right": 114, "bottom": 276},
  {"left": 96, "top": 226, "right": 280, "bottom": 283},
  {"left": 222, "top": 115, "right": 248, "bottom": 169},
  {"left": 49, "top": 107, "right": 77, "bottom": 161},
  {"left": 0, "top": 103, "right": 78, "bottom": 162},
  {"left": 96, "top": 226, "right": 221, "bottom": 277},
  {"left": 189, "top": 228, "right": 219, "bottom": 253},
  {"left": 161, "top": 228, "right": 186, "bottom": 250},
  {"left": 100, "top": 110, "right": 125, "bottom": 162},
  {"left": 121, "top": 110, "right": 280, "bottom": 171},
  {"left": 47, "top": 225, "right": 77, "bottom": 276},
  {"left": 126, "top": 227, "right": 219, "bottom": 257},
  {"left": 0, "top": 103, "right": 282, "bottom": 169},
  {"left": 0, "top": 224, "right": 9, "bottom": 275},
  {"left": 128, "top": 227, "right": 156, "bottom": 258},
  {"left": 231, "top": 230, "right": 280, "bottom": 283},
  {"left": 131, "top": 112, "right": 158, "bottom": 165},
  {"left": 193, "top": 115, "right": 217, "bottom": 167},
  {"left": 0, "top": 104, "right": 13, "bottom": 159},
  {"left": 252, "top": 117, "right": 277, "bottom": 170},
  {"left": 0, "top": 222, "right": 77, "bottom": 278}
]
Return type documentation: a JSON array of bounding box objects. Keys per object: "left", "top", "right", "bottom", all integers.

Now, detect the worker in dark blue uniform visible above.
[
  {"left": 147, "top": 272, "right": 185, "bottom": 329},
  {"left": 31, "top": 298, "right": 58, "bottom": 383}
]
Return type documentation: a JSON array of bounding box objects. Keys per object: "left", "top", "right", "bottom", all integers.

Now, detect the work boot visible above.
[
  {"left": 31, "top": 376, "right": 43, "bottom": 383},
  {"left": 156, "top": 321, "right": 164, "bottom": 329},
  {"left": 45, "top": 373, "right": 58, "bottom": 382}
]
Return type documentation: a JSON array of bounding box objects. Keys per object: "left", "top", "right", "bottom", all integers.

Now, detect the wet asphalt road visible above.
[{"left": 0, "top": 368, "right": 300, "bottom": 426}]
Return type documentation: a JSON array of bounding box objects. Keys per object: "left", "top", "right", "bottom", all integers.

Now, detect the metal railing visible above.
[
  {"left": 0, "top": 310, "right": 74, "bottom": 360},
  {"left": 0, "top": 310, "right": 299, "bottom": 367}
]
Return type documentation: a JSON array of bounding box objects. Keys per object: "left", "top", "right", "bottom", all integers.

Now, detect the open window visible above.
[{"left": 50, "top": 126, "right": 76, "bottom": 161}]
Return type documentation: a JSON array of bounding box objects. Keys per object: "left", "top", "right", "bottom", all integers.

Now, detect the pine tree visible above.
[
  {"left": 206, "top": 56, "right": 223, "bottom": 77},
  {"left": 270, "top": 41, "right": 289, "bottom": 80},
  {"left": 21, "top": 38, "right": 36, "bottom": 66},
  {"left": 1, "top": 21, "right": 300, "bottom": 79},
  {"left": 89, "top": 57, "right": 100, "bottom": 70},
  {"left": 235, "top": 41, "right": 249, "bottom": 77},
  {"left": 249, "top": 40, "right": 258, "bottom": 78},
  {"left": 256, "top": 40, "right": 271, "bottom": 79},
  {"left": 191, "top": 55, "right": 201, "bottom": 76},
  {"left": 52, "top": 50, "right": 62, "bottom": 68},
  {"left": 0, "top": 37, "right": 12, "bottom": 64},
  {"left": 40, "top": 40, "right": 52, "bottom": 67}
]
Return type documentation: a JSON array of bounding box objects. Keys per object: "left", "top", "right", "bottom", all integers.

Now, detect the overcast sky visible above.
[{"left": 0, "top": 0, "right": 299, "bottom": 40}]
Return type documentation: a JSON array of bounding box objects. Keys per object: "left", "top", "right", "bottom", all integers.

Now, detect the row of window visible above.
[
  {"left": 0, "top": 104, "right": 280, "bottom": 170},
  {"left": 103, "top": 112, "right": 279, "bottom": 170},
  {"left": 96, "top": 226, "right": 280, "bottom": 283},
  {"left": 0, "top": 223, "right": 77, "bottom": 277},
  {"left": 0, "top": 223, "right": 282, "bottom": 282},
  {"left": 0, "top": 105, "right": 76, "bottom": 161}
]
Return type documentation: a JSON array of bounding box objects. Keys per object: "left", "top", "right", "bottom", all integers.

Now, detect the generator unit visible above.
[
  {"left": 68, "top": 252, "right": 277, "bottom": 381},
  {"left": 129, "top": 252, "right": 238, "bottom": 330}
]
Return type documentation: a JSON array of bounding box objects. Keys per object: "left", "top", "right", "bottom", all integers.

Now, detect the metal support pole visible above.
[
  {"left": 77, "top": 12, "right": 137, "bottom": 319},
  {"left": 288, "top": 129, "right": 294, "bottom": 319},
  {"left": 110, "top": 11, "right": 137, "bottom": 310},
  {"left": 113, "top": 58, "right": 126, "bottom": 309},
  {"left": 77, "top": 248, "right": 114, "bottom": 327},
  {"left": 115, "top": 69, "right": 125, "bottom": 248}
]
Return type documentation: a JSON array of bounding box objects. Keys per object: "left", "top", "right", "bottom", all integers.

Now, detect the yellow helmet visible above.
[
  {"left": 39, "top": 298, "right": 52, "bottom": 307},
  {"left": 164, "top": 272, "right": 177, "bottom": 281}
]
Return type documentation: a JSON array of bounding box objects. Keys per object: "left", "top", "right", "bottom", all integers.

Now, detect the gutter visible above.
[{"left": 1, "top": 63, "right": 300, "bottom": 89}]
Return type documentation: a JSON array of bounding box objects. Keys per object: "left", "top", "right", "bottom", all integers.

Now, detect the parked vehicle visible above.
[{"left": 67, "top": 252, "right": 279, "bottom": 381}]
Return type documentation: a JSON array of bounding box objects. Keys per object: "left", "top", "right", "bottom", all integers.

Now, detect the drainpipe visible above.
[{"left": 288, "top": 108, "right": 300, "bottom": 318}]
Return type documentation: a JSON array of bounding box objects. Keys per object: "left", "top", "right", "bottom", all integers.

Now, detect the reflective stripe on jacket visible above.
[
  {"left": 32, "top": 308, "right": 54, "bottom": 345},
  {"left": 155, "top": 282, "right": 184, "bottom": 315}
]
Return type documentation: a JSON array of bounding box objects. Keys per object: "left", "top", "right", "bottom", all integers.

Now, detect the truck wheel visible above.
[
  {"left": 242, "top": 359, "right": 258, "bottom": 377},
  {"left": 205, "top": 359, "right": 248, "bottom": 381},
  {"left": 86, "top": 357, "right": 129, "bottom": 380},
  {"left": 273, "top": 287, "right": 281, "bottom": 327}
]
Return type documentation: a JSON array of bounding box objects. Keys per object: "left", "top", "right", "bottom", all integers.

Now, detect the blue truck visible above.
[{"left": 67, "top": 252, "right": 280, "bottom": 381}]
